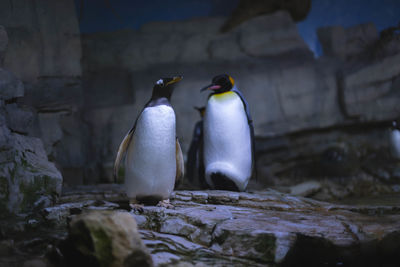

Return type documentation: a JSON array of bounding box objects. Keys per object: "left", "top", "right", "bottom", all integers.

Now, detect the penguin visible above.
[
  {"left": 186, "top": 106, "right": 208, "bottom": 189},
  {"left": 114, "top": 76, "right": 184, "bottom": 207},
  {"left": 390, "top": 120, "right": 400, "bottom": 160},
  {"left": 200, "top": 74, "right": 256, "bottom": 191}
]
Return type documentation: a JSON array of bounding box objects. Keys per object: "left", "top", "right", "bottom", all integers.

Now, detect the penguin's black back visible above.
[{"left": 187, "top": 120, "right": 208, "bottom": 189}]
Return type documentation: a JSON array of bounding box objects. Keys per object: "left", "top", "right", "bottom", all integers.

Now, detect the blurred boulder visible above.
[
  {"left": 82, "top": 13, "right": 313, "bottom": 73},
  {"left": 36, "top": 110, "right": 90, "bottom": 186},
  {"left": 0, "top": 68, "right": 24, "bottom": 100},
  {"left": 0, "top": 25, "right": 7, "bottom": 66},
  {"left": 0, "top": 132, "right": 62, "bottom": 213},
  {"left": 373, "top": 23, "right": 400, "bottom": 57},
  {"left": 342, "top": 53, "right": 400, "bottom": 120},
  {"left": 255, "top": 124, "right": 400, "bottom": 201},
  {"left": 220, "top": 0, "right": 311, "bottom": 32},
  {"left": 37, "top": 112, "right": 63, "bottom": 156},
  {"left": 317, "top": 23, "right": 379, "bottom": 60},
  {"left": 0, "top": 0, "right": 81, "bottom": 82},
  {"left": 21, "top": 77, "right": 83, "bottom": 112},
  {"left": 5, "top": 103, "right": 34, "bottom": 134},
  {"left": 0, "top": 67, "right": 62, "bottom": 214},
  {"left": 82, "top": 68, "right": 134, "bottom": 109},
  {"left": 61, "top": 210, "right": 153, "bottom": 267},
  {"left": 238, "top": 11, "right": 312, "bottom": 57}
]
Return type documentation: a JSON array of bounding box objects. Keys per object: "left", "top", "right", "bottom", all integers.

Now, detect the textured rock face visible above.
[
  {"left": 32, "top": 187, "right": 400, "bottom": 266},
  {"left": 256, "top": 124, "right": 400, "bottom": 201},
  {"left": 82, "top": 11, "right": 311, "bottom": 73},
  {"left": 237, "top": 11, "right": 311, "bottom": 57},
  {"left": 317, "top": 23, "right": 379, "bottom": 60},
  {"left": 0, "top": 68, "right": 24, "bottom": 100},
  {"left": 342, "top": 53, "right": 400, "bottom": 120},
  {"left": 220, "top": 0, "right": 311, "bottom": 32},
  {"left": 0, "top": 65, "right": 62, "bottom": 214},
  {"left": 0, "top": 1, "right": 86, "bottom": 186},
  {"left": 81, "top": 13, "right": 400, "bottom": 185},
  {"left": 0, "top": 133, "right": 62, "bottom": 213},
  {"left": 0, "top": 25, "right": 7, "bottom": 66},
  {"left": 0, "top": 0, "right": 81, "bottom": 82},
  {"left": 63, "top": 210, "right": 153, "bottom": 267},
  {"left": 5, "top": 103, "right": 33, "bottom": 134}
]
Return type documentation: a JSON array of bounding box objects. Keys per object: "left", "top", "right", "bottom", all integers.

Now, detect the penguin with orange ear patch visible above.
[{"left": 201, "top": 74, "right": 255, "bottom": 191}]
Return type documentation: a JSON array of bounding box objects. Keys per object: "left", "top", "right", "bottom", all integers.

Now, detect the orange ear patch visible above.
[{"left": 229, "top": 76, "right": 235, "bottom": 86}]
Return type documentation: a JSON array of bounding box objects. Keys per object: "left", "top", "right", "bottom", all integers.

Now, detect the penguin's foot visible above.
[
  {"left": 157, "top": 199, "right": 174, "bottom": 209},
  {"left": 129, "top": 199, "right": 144, "bottom": 213}
]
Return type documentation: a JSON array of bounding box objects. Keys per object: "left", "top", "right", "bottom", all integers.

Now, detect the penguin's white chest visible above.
[
  {"left": 203, "top": 92, "right": 252, "bottom": 190},
  {"left": 125, "top": 105, "right": 176, "bottom": 199},
  {"left": 390, "top": 129, "right": 400, "bottom": 160}
]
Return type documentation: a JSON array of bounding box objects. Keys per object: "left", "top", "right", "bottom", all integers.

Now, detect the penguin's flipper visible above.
[
  {"left": 232, "top": 88, "right": 257, "bottom": 180},
  {"left": 175, "top": 137, "right": 185, "bottom": 188},
  {"left": 113, "top": 127, "right": 135, "bottom": 183}
]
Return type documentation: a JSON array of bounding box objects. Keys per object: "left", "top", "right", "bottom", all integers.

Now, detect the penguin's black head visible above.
[
  {"left": 152, "top": 76, "right": 182, "bottom": 100},
  {"left": 200, "top": 74, "right": 235, "bottom": 94},
  {"left": 392, "top": 120, "right": 400, "bottom": 130}
]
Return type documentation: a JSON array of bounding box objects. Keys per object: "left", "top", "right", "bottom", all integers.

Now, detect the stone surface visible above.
[
  {"left": 21, "top": 77, "right": 83, "bottom": 112},
  {"left": 0, "top": 68, "right": 24, "bottom": 100},
  {"left": 37, "top": 112, "right": 63, "bottom": 156},
  {"left": 0, "top": 133, "right": 62, "bottom": 213},
  {"left": 82, "top": 13, "right": 312, "bottom": 73},
  {"left": 317, "top": 23, "right": 379, "bottom": 60},
  {"left": 220, "top": 0, "right": 311, "bottom": 32},
  {"left": 0, "top": 70, "right": 63, "bottom": 213},
  {"left": 256, "top": 123, "right": 400, "bottom": 201},
  {"left": 238, "top": 11, "right": 311, "bottom": 57},
  {"left": 34, "top": 188, "right": 400, "bottom": 266},
  {"left": 0, "top": 25, "right": 7, "bottom": 66},
  {"left": 5, "top": 103, "right": 33, "bottom": 134},
  {"left": 36, "top": 110, "right": 90, "bottom": 186},
  {"left": 82, "top": 68, "right": 134, "bottom": 109},
  {"left": 342, "top": 53, "right": 400, "bottom": 120},
  {"left": 62, "top": 210, "right": 153, "bottom": 267},
  {"left": 0, "top": 0, "right": 81, "bottom": 82}
]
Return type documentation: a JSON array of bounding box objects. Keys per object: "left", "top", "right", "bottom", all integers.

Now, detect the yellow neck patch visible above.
[{"left": 212, "top": 91, "right": 235, "bottom": 100}]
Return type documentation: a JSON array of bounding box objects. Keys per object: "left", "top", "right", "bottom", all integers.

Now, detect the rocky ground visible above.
[{"left": 1, "top": 186, "right": 400, "bottom": 267}]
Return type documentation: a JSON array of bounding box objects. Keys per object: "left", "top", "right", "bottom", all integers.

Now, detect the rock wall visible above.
[
  {"left": 0, "top": 67, "right": 62, "bottom": 214},
  {"left": 0, "top": 0, "right": 81, "bottom": 82},
  {"left": 0, "top": 0, "right": 89, "bottom": 186},
  {"left": 81, "top": 11, "right": 400, "bottom": 184}
]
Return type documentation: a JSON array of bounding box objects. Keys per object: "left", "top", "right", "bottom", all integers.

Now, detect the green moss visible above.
[
  {"left": 92, "top": 228, "right": 114, "bottom": 267},
  {"left": 19, "top": 175, "right": 57, "bottom": 211},
  {"left": 8, "top": 164, "right": 16, "bottom": 183},
  {"left": 0, "top": 176, "right": 9, "bottom": 216},
  {"left": 254, "top": 233, "right": 276, "bottom": 262}
]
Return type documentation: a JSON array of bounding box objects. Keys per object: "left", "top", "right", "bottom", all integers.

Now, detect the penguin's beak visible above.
[
  {"left": 166, "top": 76, "right": 183, "bottom": 86},
  {"left": 200, "top": 84, "right": 221, "bottom": 92}
]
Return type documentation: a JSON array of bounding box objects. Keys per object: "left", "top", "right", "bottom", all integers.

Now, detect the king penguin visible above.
[
  {"left": 114, "top": 76, "right": 184, "bottom": 207},
  {"left": 186, "top": 106, "right": 208, "bottom": 189},
  {"left": 390, "top": 120, "right": 400, "bottom": 160},
  {"left": 201, "top": 74, "right": 255, "bottom": 191}
]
